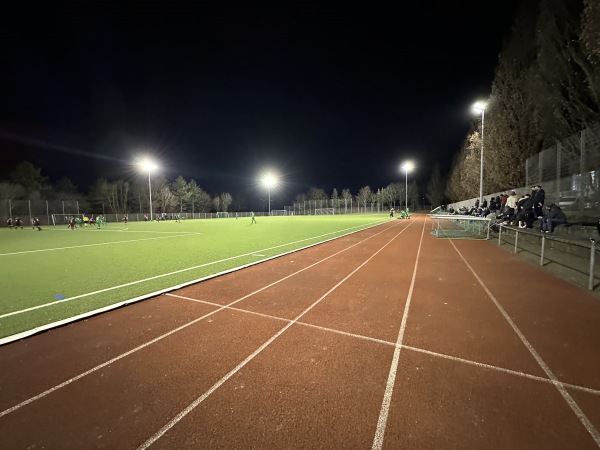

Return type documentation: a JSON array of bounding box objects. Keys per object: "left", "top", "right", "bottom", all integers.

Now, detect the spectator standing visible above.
[
  {"left": 533, "top": 185, "right": 546, "bottom": 218},
  {"left": 503, "top": 191, "right": 518, "bottom": 224},
  {"left": 500, "top": 193, "right": 508, "bottom": 213}
]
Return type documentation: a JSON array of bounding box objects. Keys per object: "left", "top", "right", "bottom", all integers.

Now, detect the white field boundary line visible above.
[
  {"left": 372, "top": 217, "right": 426, "bottom": 450},
  {"left": 170, "top": 293, "right": 600, "bottom": 396},
  {"left": 0, "top": 221, "right": 407, "bottom": 418},
  {"left": 47, "top": 228, "right": 198, "bottom": 234},
  {"left": 0, "top": 219, "right": 390, "bottom": 323},
  {"left": 449, "top": 239, "right": 600, "bottom": 447},
  {"left": 137, "top": 218, "right": 411, "bottom": 449},
  {"left": 0, "top": 233, "right": 202, "bottom": 257}
]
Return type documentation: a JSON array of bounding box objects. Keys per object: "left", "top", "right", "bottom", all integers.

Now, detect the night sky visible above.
[{"left": 0, "top": 1, "right": 520, "bottom": 208}]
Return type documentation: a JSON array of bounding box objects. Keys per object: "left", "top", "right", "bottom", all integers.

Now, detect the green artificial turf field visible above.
[{"left": 0, "top": 214, "right": 389, "bottom": 341}]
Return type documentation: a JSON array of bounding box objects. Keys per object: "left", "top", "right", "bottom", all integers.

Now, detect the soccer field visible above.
[{"left": 0, "top": 214, "right": 389, "bottom": 341}]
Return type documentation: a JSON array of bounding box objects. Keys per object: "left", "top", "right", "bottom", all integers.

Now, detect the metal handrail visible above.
[{"left": 497, "top": 224, "right": 598, "bottom": 291}]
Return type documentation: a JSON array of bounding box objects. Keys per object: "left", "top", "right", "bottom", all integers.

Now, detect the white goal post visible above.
[
  {"left": 51, "top": 214, "right": 85, "bottom": 226},
  {"left": 216, "top": 212, "right": 230, "bottom": 218},
  {"left": 314, "top": 208, "right": 335, "bottom": 215},
  {"left": 270, "top": 210, "right": 288, "bottom": 216}
]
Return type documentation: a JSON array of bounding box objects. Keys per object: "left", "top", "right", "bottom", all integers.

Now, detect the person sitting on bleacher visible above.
[{"left": 540, "top": 204, "right": 567, "bottom": 233}]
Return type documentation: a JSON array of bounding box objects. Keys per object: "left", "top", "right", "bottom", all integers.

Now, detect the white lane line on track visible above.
[
  {"left": 137, "top": 221, "right": 412, "bottom": 449},
  {"left": 0, "top": 233, "right": 202, "bottom": 257},
  {"left": 0, "top": 220, "right": 404, "bottom": 419},
  {"left": 170, "top": 293, "right": 600, "bottom": 396},
  {"left": 372, "top": 217, "right": 426, "bottom": 450},
  {"left": 0, "top": 221, "right": 388, "bottom": 319},
  {"left": 449, "top": 239, "right": 600, "bottom": 447}
]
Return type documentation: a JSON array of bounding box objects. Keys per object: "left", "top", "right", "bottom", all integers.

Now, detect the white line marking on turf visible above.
[
  {"left": 449, "top": 239, "right": 600, "bottom": 447},
  {"left": 0, "top": 221, "right": 390, "bottom": 319},
  {"left": 372, "top": 217, "right": 426, "bottom": 450},
  {"left": 0, "top": 233, "right": 202, "bottom": 257},
  {"left": 0, "top": 220, "right": 404, "bottom": 418},
  {"left": 171, "top": 293, "right": 600, "bottom": 396},
  {"left": 138, "top": 221, "right": 410, "bottom": 449}
]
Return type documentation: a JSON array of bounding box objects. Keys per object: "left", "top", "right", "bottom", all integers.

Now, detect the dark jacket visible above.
[
  {"left": 533, "top": 188, "right": 545, "bottom": 207},
  {"left": 547, "top": 205, "right": 567, "bottom": 222}
]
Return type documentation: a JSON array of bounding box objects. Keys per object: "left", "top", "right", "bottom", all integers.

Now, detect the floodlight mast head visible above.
[
  {"left": 142, "top": 160, "right": 158, "bottom": 172},
  {"left": 472, "top": 100, "right": 487, "bottom": 115},
  {"left": 401, "top": 161, "right": 415, "bottom": 174},
  {"left": 263, "top": 174, "right": 276, "bottom": 188}
]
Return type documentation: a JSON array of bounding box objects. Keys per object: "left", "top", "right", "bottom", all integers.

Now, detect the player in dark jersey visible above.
[
  {"left": 32, "top": 217, "right": 42, "bottom": 231},
  {"left": 14, "top": 217, "right": 24, "bottom": 229}
]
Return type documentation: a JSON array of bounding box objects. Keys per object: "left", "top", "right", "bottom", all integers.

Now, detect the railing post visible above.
[
  {"left": 540, "top": 235, "right": 545, "bottom": 266},
  {"left": 498, "top": 224, "right": 502, "bottom": 246},
  {"left": 589, "top": 239, "right": 596, "bottom": 291},
  {"left": 514, "top": 230, "right": 519, "bottom": 254}
]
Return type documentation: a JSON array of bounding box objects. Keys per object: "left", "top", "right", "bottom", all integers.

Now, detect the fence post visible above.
[
  {"left": 498, "top": 224, "right": 502, "bottom": 246},
  {"left": 589, "top": 239, "right": 596, "bottom": 291},
  {"left": 540, "top": 235, "right": 545, "bottom": 266},
  {"left": 28, "top": 200, "right": 32, "bottom": 224},
  {"left": 46, "top": 200, "right": 50, "bottom": 226},
  {"left": 514, "top": 230, "right": 519, "bottom": 254}
]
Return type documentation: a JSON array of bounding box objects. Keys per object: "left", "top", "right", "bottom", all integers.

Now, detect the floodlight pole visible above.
[
  {"left": 405, "top": 170, "right": 409, "bottom": 211},
  {"left": 479, "top": 108, "right": 485, "bottom": 205},
  {"left": 148, "top": 171, "right": 153, "bottom": 221},
  {"left": 268, "top": 187, "right": 271, "bottom": 216},
  {"left": 472, "top": 101, "right": 487, "bottom": 205}
]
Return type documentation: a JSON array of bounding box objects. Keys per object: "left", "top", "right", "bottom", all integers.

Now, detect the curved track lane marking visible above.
[
  {"left": 0, "top": 220, "right": 404, "bottom": 419},
  {"left": 137, "top": 221, "right": 414, "bottom": 449},
  {"left": 449, "top": 237, "right": 600, "bottom": 447}
]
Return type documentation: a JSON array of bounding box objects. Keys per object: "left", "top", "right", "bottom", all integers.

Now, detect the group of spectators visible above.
[{"left": 447, "top": 185, "right": 568, "bottom": 233}]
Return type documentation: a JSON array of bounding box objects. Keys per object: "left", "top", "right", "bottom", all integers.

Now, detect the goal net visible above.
[
  {"left": 314, "top": 208, "right": 335, "bottom": 215},
  {"left": 270, "top": 210, "right": 288, "bottom": 216},
  {"left": 429, "top": 214, "right": 491, "bottom": 240},
  {"left": 51, "top": 214, "right": 84, "bottom": 226},
  {"left": 216, "top": 212, "right": 230, "bottom": 218}
]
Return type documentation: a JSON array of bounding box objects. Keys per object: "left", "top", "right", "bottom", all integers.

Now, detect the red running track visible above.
[{"left": 1, "top": 215, "right": 599, "bottom": 449}]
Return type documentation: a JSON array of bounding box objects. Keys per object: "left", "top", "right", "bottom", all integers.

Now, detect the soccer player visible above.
[
  {"left": 14, "top": 217, "right": 24, "bottom": 229},
  {"left": 32, "top": 217, "right": 42, "bottom": 231},
  {"left": 123, "top": 215, "right": 128, "bottom": 224},
  {"left": 251, "top": 211, "right": 256, "bottom": 224},
  {"left": 6, "top": 217, "right": 12, "bottom": 229},
  {"left": 68, "top": 217, "right": 76, "bottom": 230}
]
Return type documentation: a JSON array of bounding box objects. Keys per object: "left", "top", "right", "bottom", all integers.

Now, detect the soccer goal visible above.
[
  {"left": 314, "top": 208, "right": 335, "bottom": 215},
  {"left": 270, "top": 210, "right": 288, "bottom": 216},
  {"left": 216, "top": 212, "right": 230, "bottom": 218},
  {"left": 51, "top": 214, "right": 84, "bottom": 226},
  {"left": 428, "top": 214, "right": 491, "bottom": 240}
]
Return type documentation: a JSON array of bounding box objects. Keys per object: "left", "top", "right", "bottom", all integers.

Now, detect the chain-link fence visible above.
[{"left": 526, "top": 123, "right": 600, "bottom": 211}]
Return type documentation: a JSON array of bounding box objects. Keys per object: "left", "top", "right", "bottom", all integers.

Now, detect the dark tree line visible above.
[
  {"left": 445, "top": 0, "right": 600, "bottom": 202},
  {"left": 0, "top": 161, "right": 233, "bottom": 214}
]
